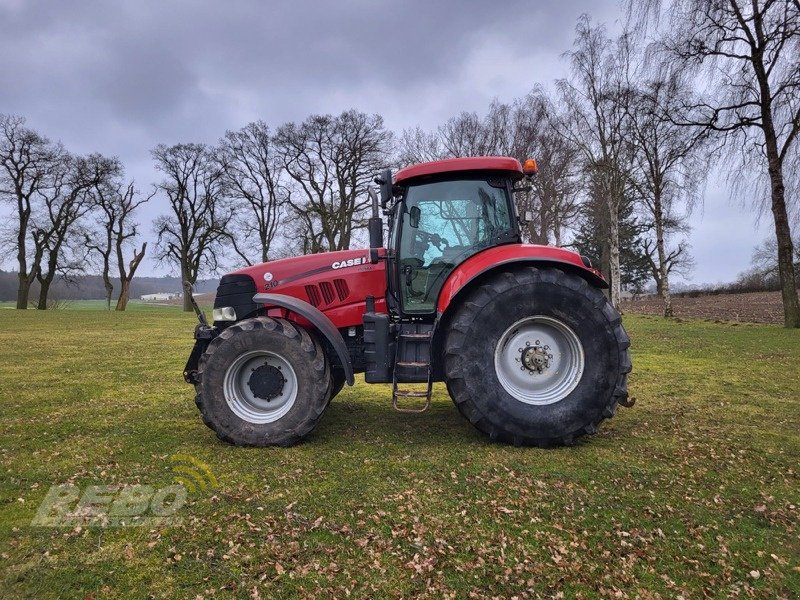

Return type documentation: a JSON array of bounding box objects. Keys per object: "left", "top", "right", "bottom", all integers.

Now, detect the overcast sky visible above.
[{"left": 0, "top": 0, "right": 771, "bottom": 285}]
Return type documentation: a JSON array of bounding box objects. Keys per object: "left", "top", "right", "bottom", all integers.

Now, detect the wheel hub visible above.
[
  {"left": 247, "top": 363, "right": 286, "bottom": 401},
  {"left": 520, "top": 344, "right": 552, "bottom": 373}
]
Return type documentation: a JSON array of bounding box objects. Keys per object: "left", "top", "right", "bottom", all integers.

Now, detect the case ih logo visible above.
[{"left": 331, "top": 257, "right": 367, "bottom": 270}]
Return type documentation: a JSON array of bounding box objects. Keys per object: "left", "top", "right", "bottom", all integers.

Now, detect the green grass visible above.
[
  {"left": 0, "top": 310, "right": 798, "bottom": 598},
  {"left": 0, "top": 299, "right": 181, "bottom": 312}
]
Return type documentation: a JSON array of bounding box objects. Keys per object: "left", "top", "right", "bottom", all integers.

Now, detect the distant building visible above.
[{"left": 141, "top": 292, "right": 180, "bottom": 301}]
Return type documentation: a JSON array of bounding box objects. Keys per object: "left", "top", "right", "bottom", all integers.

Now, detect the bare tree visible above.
[
  {"left": 84, "top": 181, "right": 116, "bottom": 309},
  {"left": 274, "top": 110, "right": 391, "bottom": 253},
  {"left": 750, "top": 234, "right": 800, "bottom": 278},
  {"left": 508, "top": 92, "right": 583, "bottom": 246},
  {"left": 630, "top": 0, "right": 800, "bottom": 326},
  {"left": 219, "top": 121, "right": 284, "bottom": 265},
  {"left": 116, "top": 241, "right": 147, "bottom": 311},
  {"left": 642, "top": 235, "right": 695, "bottom": 294},
  {"left": 627, "top": 71, "right": 709, "bottom": 316},
  {"left": 153, "top": 143, "right": 231, "bottom": 311},
  {"left": 396, "top": 126, "right": 445, "bottom": 166},
  {"left": 0, "top": 114, "right": 59, "bottom": 309},
  {"left": 34, "top": 153, "right": 121, "bottom": 309},
  {"left": 438, "top": 111, "right": 502, "bottom": 157},
  {"left": 85, "top": 180, "right": 150, "bottom": 310},
  {"left": 557, "top": 16, "right": 637, "bottom": 307}
]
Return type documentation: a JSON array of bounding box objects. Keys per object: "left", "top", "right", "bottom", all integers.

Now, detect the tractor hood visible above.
[
  {"left": 230, "top": 249, "right": 374, "bottom": 293},
  {"left": 219, "top": 248, "right": 388, "bottom": 326}
]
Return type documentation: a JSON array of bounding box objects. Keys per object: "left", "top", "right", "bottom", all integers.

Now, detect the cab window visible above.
[{"left": 398, "top": 178, "right": 513, "bottom": 314}]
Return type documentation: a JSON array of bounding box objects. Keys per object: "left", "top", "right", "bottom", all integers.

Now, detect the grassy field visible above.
[
  {"left": 0, "top": 309, "right": 798, "bottom": 598},
  {"left": 0, "top": 299, "right": 179, "bottom": 312}
]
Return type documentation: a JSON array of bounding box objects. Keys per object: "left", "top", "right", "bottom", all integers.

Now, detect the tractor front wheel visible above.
[
  {"left": 443, "top": 267, "right": 631, "bottom": 446},
  {"left": 195, "top": 317, "right": 331, "bottom": 447}
]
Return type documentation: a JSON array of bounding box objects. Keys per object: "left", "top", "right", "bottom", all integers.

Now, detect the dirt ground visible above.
[{"left": 621, "top": 289, "right": 796, "bottom": 324}]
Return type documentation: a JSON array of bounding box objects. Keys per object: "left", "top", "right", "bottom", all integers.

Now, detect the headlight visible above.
[{"left": 212, "top": 307, "right": 237, "bottom": 321}]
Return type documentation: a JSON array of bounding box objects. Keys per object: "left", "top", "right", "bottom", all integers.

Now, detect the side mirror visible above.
[{"left": 409, "top": 205, "right": 421, "bottom": 228}]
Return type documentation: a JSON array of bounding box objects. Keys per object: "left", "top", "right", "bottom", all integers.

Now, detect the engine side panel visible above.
[{"left": 229, "top": 249, "right": 388, "bottom": 329}]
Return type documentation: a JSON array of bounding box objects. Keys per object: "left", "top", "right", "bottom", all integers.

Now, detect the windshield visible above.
[{"left": 397, "top": 178, "right": 514, "bottom": 314}]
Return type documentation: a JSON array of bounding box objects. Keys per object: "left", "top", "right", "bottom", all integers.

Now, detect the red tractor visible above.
[{"left": 184, "top": 157, "right": 632, "bottom": 447}]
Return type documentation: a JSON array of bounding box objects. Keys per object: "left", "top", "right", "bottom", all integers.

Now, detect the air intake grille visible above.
[
  {"left": 334, "top": 278, "right": 349, "bottom": 301},
  {"left": 305, "top": 285, "right": 322, "bottom": 307},
  {"left": 319, "top": 281, "right": 335, "bottom": 305},
  {"left": 304, "top": 278, "right": 350, "bottom": 307}
]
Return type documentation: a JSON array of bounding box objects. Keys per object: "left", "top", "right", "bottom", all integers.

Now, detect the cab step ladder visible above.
[{"left": 392, "top": 330, "right": 433, "bottom": 413}]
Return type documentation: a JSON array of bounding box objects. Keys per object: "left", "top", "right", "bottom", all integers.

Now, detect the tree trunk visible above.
[
  {"left": 768, "top": 169, "right": 800, "bottom": 327},
  {"left": 182, "top": 262, "right": 194, "bottom": 312},
  {"left": 15, "top": 209, "right": 30, "bottom": 309},
  {"left": 37, "top": 279, "right": 51, "bottom": 310},
  {"left": 607, "top": 202, "right": 621, "bottom": 308},
  {"left": 754, "top": 53, "right": 800, "bottom": 327},
  {"left": 653, "top": 190, "right": 673, "bottom": 318},
  {"left": 16, "top": 273, "right": 30, "bottom": 309},
  {"left": 660, "top": 260, "right": 672, "bottom": 318},
  {"left": 261, "top": 235, "right": 269, "bottom": 264},
  {"left": 760, "top": 113, "right": 800, "bottom": 327},
  {"left": 115, "top": 280, "right": 130, "bottom": 311},
  {"left": 115, "top": 242, "right": 146, "bottom": 312},
  {"left": 599, "top": 237, "right": 612, "bottom": 301},
  {"left": 183, "top": 291, "right": 194, "bottom": 312},
  {"left": 553, "top": 211, "right": 562, "bottom": 247},
  {"left": 103, "top": 277, "right": 113, "bottom": 310}
]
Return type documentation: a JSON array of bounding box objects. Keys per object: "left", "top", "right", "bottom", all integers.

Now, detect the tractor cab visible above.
[{"left": 371, "top": 157, "right": 532, "bottom": 318}]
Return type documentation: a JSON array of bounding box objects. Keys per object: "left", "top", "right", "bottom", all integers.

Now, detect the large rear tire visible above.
[
  {"left": 195, "top": 317, "right": 331, "bottom": 447},
  {"left": 443, "top": 267, "right": 631, "bottom": 447}
]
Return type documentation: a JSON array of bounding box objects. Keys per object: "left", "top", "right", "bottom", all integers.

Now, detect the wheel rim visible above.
[
  {"left": 494, "top": 315, "right": 584, "bottom": 405},
  {"left": 223, "top": 350, "right": 298, "bottom": 424}
]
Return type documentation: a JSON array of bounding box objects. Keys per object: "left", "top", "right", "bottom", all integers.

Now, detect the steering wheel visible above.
[{"left": 420, "top": 230, "right": 449, "bottom": 250}]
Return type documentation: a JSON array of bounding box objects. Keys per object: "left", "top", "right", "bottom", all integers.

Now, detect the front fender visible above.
[{"left": 252, "top": 293, "right": 355, "bottom": 386}]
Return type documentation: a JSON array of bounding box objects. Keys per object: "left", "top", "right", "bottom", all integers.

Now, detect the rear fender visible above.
[
  {"left": 253, "top": 293, "right": 355, "bottom": 386},
  {"left": 430, "top": 247, "right": 607, "bottom": 380},
  {"left": 436, "top": 246, "right": 607, "bottom": 315}
]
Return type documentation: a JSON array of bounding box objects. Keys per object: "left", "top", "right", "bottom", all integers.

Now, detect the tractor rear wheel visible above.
[
  {"left": 443, "top": 267, "right": 631, "bottom": 447},
  {"left": 195, "top": 317, "right": 331, "bottom": 447}
]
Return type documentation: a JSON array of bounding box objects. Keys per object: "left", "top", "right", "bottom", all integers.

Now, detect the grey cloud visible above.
[{"left": 0, "top": 0, "right": 765, "bottom": 282}]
